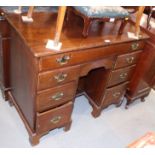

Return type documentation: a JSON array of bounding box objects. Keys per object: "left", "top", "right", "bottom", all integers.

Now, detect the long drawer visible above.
[
  {"left": 108, "top": 65, "right": 136, "bottom": 87},
  {"left": 36, "top": 102, "right": 73, "bottom": 134},
  {"left": 38, "top": 65, "right": 80, "bottom": 91},
  {"left": 37, "top": 81, "right": 77, "bottom": 112},
  {"left": 39, "top": 41, "right": 145, "bottom": 71}
]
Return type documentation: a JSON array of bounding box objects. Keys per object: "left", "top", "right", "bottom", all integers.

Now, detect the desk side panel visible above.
[{"left": 10, "top": 27, "right": 38, "bottom": 131}]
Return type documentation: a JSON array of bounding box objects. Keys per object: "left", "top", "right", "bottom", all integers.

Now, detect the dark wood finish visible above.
[
  {"left": 79, "top": 57, "right": 115, "bottom": 76},
  {"left": 85, "top": 68, "right": 111, "bottom": 106},
  {"left": 101, "top": 82, "right": 129, "bottom": 108},
  {"left": 39, "top": 41, "right": 145, "bottom": 71},
  {"left": 107, "top": 65, "right": 136, "bottom": 87},
  {"left": 0, "top": 15, "right": 10, "bottom": 37},
  {"left": 38, "top": 65, "right": 80, "bottom": 90},
  {"left": 0, "top": 12, "right": 10, "bottom": 100},
  {"left": 114, "top": 50, "right": 142, "bottom": 69},
  {"left": 36, "top": 102, "right": 73, "bottom": 134},
  {"left": 125, "top": 13, "right": 155, "bottom": 107},
  {"left": 37, "top": 82, "right": 77, "bottom": 112},
  {"left": 7, "top": 91, "right": 39, "bottom": 146},
  {"left": 147, "top": 62, "right": 155, "bottom": 89},
  {"left": 9, "top": 26, "right": 38, "bottom": 131},
  {"left": 3, "top": 11, "right": 148, "bottom": 57},
  {"left": 0, "top": 9, "right": 149, "bottom": 145}
]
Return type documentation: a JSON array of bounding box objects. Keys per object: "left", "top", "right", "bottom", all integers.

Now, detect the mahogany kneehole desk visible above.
[{"left": 0, "top": 11, "right": 149, "bottom": 145}]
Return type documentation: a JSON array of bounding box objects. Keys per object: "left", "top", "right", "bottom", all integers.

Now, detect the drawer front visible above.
[
  {"left": 101, "top": 82, "right": 129, "bottom": 107},
  {"left": 114, "top": 50, "right": 142, "bottom": 69},
  {"left": 38, "top": 65, "right": 80, "bottom": 91},
  {"left": 37, "top": 82, "right": 77, "bottom": 112},
  {"left": 36, "top": 102, "right": 73, "bottom": 134},
  {"left": 108, "top": 65, "right": 136, "bottom": 87},
  {"left": 39, "top": 41, "right": 144, "bottom": 71}
]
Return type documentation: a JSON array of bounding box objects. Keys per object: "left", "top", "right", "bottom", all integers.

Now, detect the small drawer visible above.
[
  {"left": 101, "top": 82, "right": 129, "bottom": 108},
  {"left": 38, "top": 65, "right": 80, "bottom": 91},
  {"left": 37, "top": 82, "right": 77, "bottom": 112},
  {"left": 39, "top": 41, "right": 144, "bottom": 71},
  {"left": 114, "top": 50, "right": 142, "bottom": 69},
  {"left": 36, "top": 102, "right": 73, "bottom": 134},
  {"left": 108, "top": 65, "right": 136, "bottom": 87}
]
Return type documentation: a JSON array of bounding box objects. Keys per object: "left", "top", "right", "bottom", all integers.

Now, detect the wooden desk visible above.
[
  {"left": 125, "top": 13, "right": 155, "bottom": 107},
  {"left": 0, "top": 9, "right": 149, "bottom": 145}
]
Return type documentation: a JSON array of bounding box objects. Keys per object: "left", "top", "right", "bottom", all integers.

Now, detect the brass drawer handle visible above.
[
  {"left": 131, "top": 43, "right": 139, "bottom": 51},
  {"left": 51, "top": 92, "right": 64, "bottom": 101},
  {"left": 113, "top": 92, "right": 121, "bottom": 98},
  {"left": 56, "top": 55, "right": 70, "bottom": 65},
  {"left": 126, "top": 57, "right": 135, "bottom": 64},
  {"left": 50, "top": 116, "right": 62, "bottom": 124},
  {"left": 54, "top": 73, "right": 67, "bottom": 82},
  {"left": 120, "top": 73, "right": 128, "bottom": 79}
]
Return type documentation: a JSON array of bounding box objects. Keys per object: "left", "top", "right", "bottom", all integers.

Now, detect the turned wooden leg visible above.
[
  {"left": 118, "top": 18, "right": 128, "bottom": 34},
  {"left": 29, "top": 134, "right": 40, "bottom": 146},
  {"left": 82, "top": 18, "right": 91, "bottom": 37},
  {"left": 63, "top": 120, "right": 72, "bottom": 132}
]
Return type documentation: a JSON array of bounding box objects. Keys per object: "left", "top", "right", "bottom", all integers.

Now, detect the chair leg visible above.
[
  {"left": 118, "top": 19, "right": 128, "bottom": 34},
  {"left": 82, "top": 18, "right": 91, "bottom": 37}
]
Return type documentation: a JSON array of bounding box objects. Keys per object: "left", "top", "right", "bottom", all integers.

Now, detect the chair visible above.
[
  {"left": 121, "top": 6, "right": 145, "bottom": 37},
  {"left": 67, "top": 6, "right": 129, "bottom": 37}
]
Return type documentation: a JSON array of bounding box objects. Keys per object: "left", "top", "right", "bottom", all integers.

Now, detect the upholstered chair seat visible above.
[
  {"left": 67, "top": 6, "right": 129, "bottom": 37},
  {"left": 73, "top": 6, "right": 129, "bottom": 18}
]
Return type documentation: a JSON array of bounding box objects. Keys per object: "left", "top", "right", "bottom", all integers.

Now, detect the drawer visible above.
[
  {"left": 36, "top": 102, "right": 73, "bottom": 134},
  {"left": 101, "top": 82, "right": 129, "bottom": 108},
  {"left": 38, "top": 65, "right": 80, "bottom": 91},
  {"left": 39, "top": 41, "right": 144, "bottom": 71},
  {"left": 37, "top": 82, "right": 77, "bottom": 112},
  {"left": 108, "top": 65, "right": 136, "bottom": 87},
  {"left": 114, "top": 50, "right": 142, "bottom": 69}
]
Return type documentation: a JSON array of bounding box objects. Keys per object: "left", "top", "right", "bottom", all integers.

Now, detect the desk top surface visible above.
[{"left": 3, "top": 10, "right": 149, "bottom": 57}]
